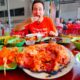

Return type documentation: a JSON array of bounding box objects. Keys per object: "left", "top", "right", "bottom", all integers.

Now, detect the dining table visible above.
[{"left": 0, "top": 42, "right": 80, "bottom": 80}]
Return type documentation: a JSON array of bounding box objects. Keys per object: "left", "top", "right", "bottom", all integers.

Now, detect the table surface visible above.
[{"left": 0, "top": 46, "right": 80, "bottom": 80}]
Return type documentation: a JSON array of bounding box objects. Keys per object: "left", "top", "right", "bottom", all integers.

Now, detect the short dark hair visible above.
[{"left": 32, "top": 0, "right": 45, "bottom": 10}]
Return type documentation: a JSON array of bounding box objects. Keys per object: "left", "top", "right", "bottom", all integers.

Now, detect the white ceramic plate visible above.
[
  {"left": 23, "top": 48, "right": 74, "bottom": 79},
  {"left": 26, "top": 33, "right": 43, "bottom": 37}
]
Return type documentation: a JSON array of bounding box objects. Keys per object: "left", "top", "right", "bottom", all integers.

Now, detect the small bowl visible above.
[{"left": 25, "top": 40, "right": 35, "bottom": 45}]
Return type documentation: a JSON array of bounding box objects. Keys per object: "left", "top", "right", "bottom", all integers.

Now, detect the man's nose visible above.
[{"left": 36, "top": 10, "right": 40, "bottom": 14}]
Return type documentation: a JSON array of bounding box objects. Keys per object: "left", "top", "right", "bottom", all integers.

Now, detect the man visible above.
[{"left": 12, "top": 0, "right": 58, "bottom": 37}]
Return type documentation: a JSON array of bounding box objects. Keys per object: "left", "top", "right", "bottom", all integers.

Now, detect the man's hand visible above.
[
  {"left": 49, "top": 31, "right": 58, "bottom": 36},
  {"left": 31, "top": 16, "right": 43, "bottom": 23},
  {"left": 31, "top": 17, "right": 39, "bottom": 22}
]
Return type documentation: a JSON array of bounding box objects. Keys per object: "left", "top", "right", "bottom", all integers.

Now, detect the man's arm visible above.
[
  {"left": 48, "top": 17, "right": 58, "bottom": 36},
  {"left": 13, "top": 18, "right": 32, "bottom": 31}
]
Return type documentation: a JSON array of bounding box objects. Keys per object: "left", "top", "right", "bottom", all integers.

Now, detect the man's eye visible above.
[
  {"left": 33, "top": 8, "right": 37, "bottom": 11},
  {"left": 39, "top": 8, "right": 42, "bottom": 11},
  {"left": 33, "top": 8, "right": 42, "bottom": 11}
]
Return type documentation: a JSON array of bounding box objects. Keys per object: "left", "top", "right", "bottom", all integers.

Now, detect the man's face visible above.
[{"left": 32, "top": 3, "right": 44, "bottom": 17}]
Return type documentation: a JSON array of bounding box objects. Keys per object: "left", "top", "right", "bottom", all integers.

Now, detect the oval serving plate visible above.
[{"left": 22, "top": 48, "right": 74, "bottom": 79}]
